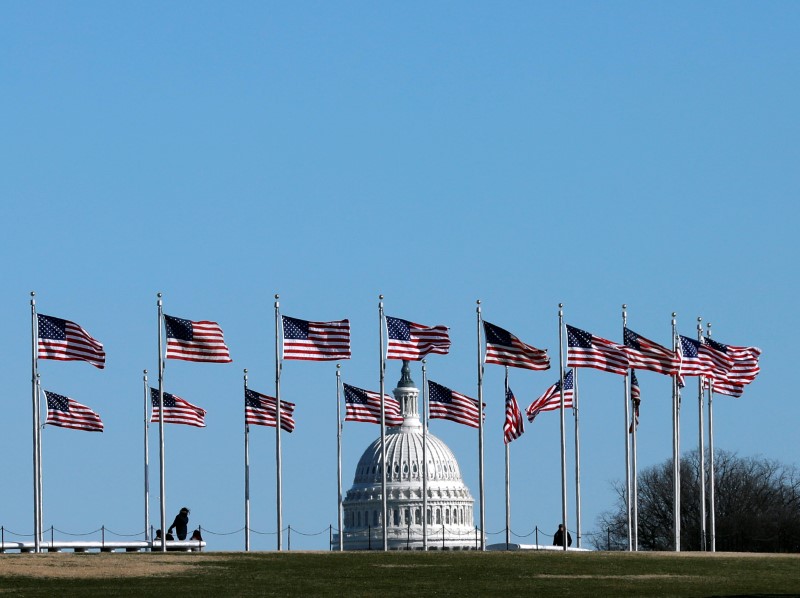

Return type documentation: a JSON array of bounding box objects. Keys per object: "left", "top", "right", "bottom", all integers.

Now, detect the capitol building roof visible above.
[{"left": 340, "top": 362, "right": 476, "bottom": 550}]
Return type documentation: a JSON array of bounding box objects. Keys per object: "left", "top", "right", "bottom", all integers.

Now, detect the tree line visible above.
[{"left": 595, "top": 450, "right": 800, "bottom": 552}]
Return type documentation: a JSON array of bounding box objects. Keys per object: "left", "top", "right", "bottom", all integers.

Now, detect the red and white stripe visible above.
[
  {"left": 503, "top": 388, "right": 525, "bottom": 444},
  {"left": 166, "top": 320, "right": 232, "bottom": 363}
]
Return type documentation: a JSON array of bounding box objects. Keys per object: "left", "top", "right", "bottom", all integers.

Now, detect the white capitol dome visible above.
[{"left": 341, "top": 362, "right": 476, "bottom": 550}]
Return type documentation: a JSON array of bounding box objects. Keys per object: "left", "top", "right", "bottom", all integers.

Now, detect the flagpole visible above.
[
  {"left": 558, "top": 303, "right": 568, "bottom": 551},
  {"left": 706, "top": 322, "right": 716, "bottom": 553},
  {"left": 422, "top": 359, "right": 429, "bottom": 551},
  {"left": 244, "top": 368, "right": 250, "bottom": 552},
  {"left": 30, "top": 292, "right": 41, "bottom": 553},
  {"left": 274, "top": 295, "right": 284, "bottom": 551},
  {"left": 672, "top": 312, "right": 680, "bottom": 552},
  {"left": 631, "top": 373, "right": 639, "bottom": 552},
  {"left": 504, "top": 366, "right": 511, "bottom": 550},
  {"left": 622, "top": 305, "right": 632, "bottom": 551},
  {"left": 573, "top": 366, "right": 582, "bottom": 548},
  {"left": 379, "top": 295, "right": 388, "bottom": 551},
  {"left": 696, "top": 317, "right": 706, "bottom": 551},
  {"left": 157, "top": 292, "right": 167, "bottom": 552},
  {"left": 476, "top": 299, "right": 486, "bottom": 551},
  {"left": 156, "top": 293, "right": 167, "bottom": 552},
  {"left": 336, "top": 364, "right": 344, "bottom": 552},
  {"left": 143, "top": 369, "right": 150, "bottom": 545},
  {"left": 36, "top": 372, "right": 43, "bottom": 550}
]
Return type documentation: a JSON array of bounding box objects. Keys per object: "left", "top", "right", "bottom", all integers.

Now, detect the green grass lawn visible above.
[{"left": 1, "top": 550, "right": 799, "bottom": 597}]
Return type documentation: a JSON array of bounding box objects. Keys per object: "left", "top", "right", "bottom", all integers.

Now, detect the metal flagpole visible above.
[
  {"left": 274, "top": 295, "right": 283, "bottom": 551},
  {"left": 706, "top": 322, "right": 716, "bottom": 553},
  {"left": 30, "top": 292, "right": 41, "bottom": 553},
  {"left": 378, "top": 295, "right": 388, "bottom": 551},
  {"left": 631, "top": 372, "right": 639, "bottom": 552},
  {"left": 36, "top": 372, "right": 43, "bottom": 550},
  {"left": 504, "top": 367, "right": 511, "bottom": 550},
  {"left": 696, "top": 317, "right": 706, "bottom": 551},
  {"left": 244, "top": 369, "right": 250, "bottom": 552},
  {"left": 422, "top": 359, "right": 429, "bottom": 551},
  {"left": 573, "top": 367, "right": 582, "bottom": 548},
  {"left": 336, "top": 364, "right": 344, "bottom": 551},
  {"left": 476, "top": 300, "right": 486, "bottom": 551},
  {"left": 157, "top": 293, "right": 167, "bottom": 552},
  {"left": 622, "top": 305, "right": 632, "bottom": 551},
  {"left": 672, "top": 312, "right": 680, "bottom": 551},
  {"left": 144, "top": 370, "right": 150, "bottom": 544},
  {"left": 558, "top": 303, "right": 568, "bottom": 551}
]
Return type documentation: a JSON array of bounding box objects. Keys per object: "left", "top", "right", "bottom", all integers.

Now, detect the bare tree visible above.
[{"left": 593, "top": 450, "right": 800, "bottom": 552}]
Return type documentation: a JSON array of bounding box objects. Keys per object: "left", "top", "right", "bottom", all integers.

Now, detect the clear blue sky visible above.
[{"left": 2, "top": 2, "right": 797, "bottom": 550}]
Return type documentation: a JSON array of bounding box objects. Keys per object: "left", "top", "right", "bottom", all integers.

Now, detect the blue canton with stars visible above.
[
  {"left": 704, "top": 337, "right": 728, "bottom": 354},
  {"left": 386, "top": 316, "right": 411, "bottom": 341},
  {"left": 282, "top": 316, "right": 309, "bottom": 340},
  {"left": 245, "top": 389, "right": 263, "bottom": 408},
  {"left": 567, "top": 325, "right": 593, "bottom": 348},
  {"left": 343, "top": 384, "right": 369, "bottom": 404},
  {"left": 679, "top": 335, "right": 700, "bottom": 357},
  {"left": 150, "top": 388, "right": 178, "bottom": 407},
  {"left": 623, "top": 327, "right": 641, "bottom": 350},
  {"left": 38, "top": 314, "right": 67, "bottom": 340},
  {"left": 483, "top": 321, "right": 513, "bottom": 347},
  {"left": 45, "top": 391, "right": 71, "bottom": 412},
  {"left": 427, "top": 380, "right": 452, "bottom": 404},
  {"left": 164, "top": 315, "right": 193, "bottom": 341}
]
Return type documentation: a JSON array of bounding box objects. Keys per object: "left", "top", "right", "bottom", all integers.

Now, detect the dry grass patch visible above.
[{"left": 0, "top": 553, "right": 220, "bottom": 579}]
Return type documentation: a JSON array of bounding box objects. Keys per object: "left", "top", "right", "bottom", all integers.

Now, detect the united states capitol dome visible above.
[{"left": 341, "top": 361, "right": 476, "bottom": 550}]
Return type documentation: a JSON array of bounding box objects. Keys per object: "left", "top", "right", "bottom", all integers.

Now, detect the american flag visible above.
[
  {"left": 567, "top": 325, "right": 628, "bottom": 375},
  {"left": 526, "top": 369, "right": 574, "bottom": 423},
  {"left": 386, "top": 316, "right": 450, "bottom": 361},
  {"left": 629, "top": 370, "right": 641, "bottom": 434},
  {"left": 164, "top": 315, "right": 232, "bottom": 363},
  {"left": 282, "top": 316, "right": 351, "bottom": 361},
  {"left": 343, "top": 383, "right": 403, "bottom": 425},
  {"left": 44, "top": 391, "right": 103, "bottom": 432},
  {"left": 37, "top": 314, "right": 106, "bottom": 369},
  {"left": 677, "top": 335, "right": 707, "bottom": 377},
  {"left": 483, "top": 321, "right": 550, "bottom": 371},
  {"left": 427, "top": 380, "right": 482, "bottom": 429},
  {"left": 623, "top": 327, "right": 679, "bottom": 376},
  {"left": 678, "top": 335, "right": 732, "bottom": 379},
  {"left": 503, "top": 387, "right": 525, "bottom": 444},
  {"left": 245, "top": 388, "right": 296, "bottom": 432},
  {"left": 704, "top": 337, "right": 760, "bottom": 397},
  {"left": 150, "top": 388, "right": 206, "bottom": 427}
]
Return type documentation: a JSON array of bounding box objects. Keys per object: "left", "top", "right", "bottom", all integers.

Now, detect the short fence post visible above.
[
  {"left": 1, "top": 526, "right": 4, "bottom": 550},
  {"left": 51, "top": 526, "right": 54, "bottom": 548},
  {"left": 475, "top": 526, "right": 478, "bottom": 550},
  {"left": 368, "top": 525, "right": 371, "bottom": 551},
  {"left": 329, "top": 525, "right": 332, "bottom": 551},
  {"left": 442, "top": 524, "right": 445, "bottom": 550},
  {"left": 102, "top": 525, "right": 105, "bottom": 549},
  {"left": 535, "top": 526, "right": 539, "bottom": 550},
  {"left": 288, "top": 526, "right": 291, "bottom": 551},
  {"left": 607, "top": 527, "right": 611, "bottom": 551},
  {"left": 407, "top": 522, "right": 411, "bottom": 550}
]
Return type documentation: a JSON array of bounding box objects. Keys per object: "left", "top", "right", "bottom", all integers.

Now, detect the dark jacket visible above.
[
  {"left": 553, "top": 527, "right": 572, "bottom": 547},
  {"left": 168, "top": 512, "right": 190, "bottom": 540}
]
